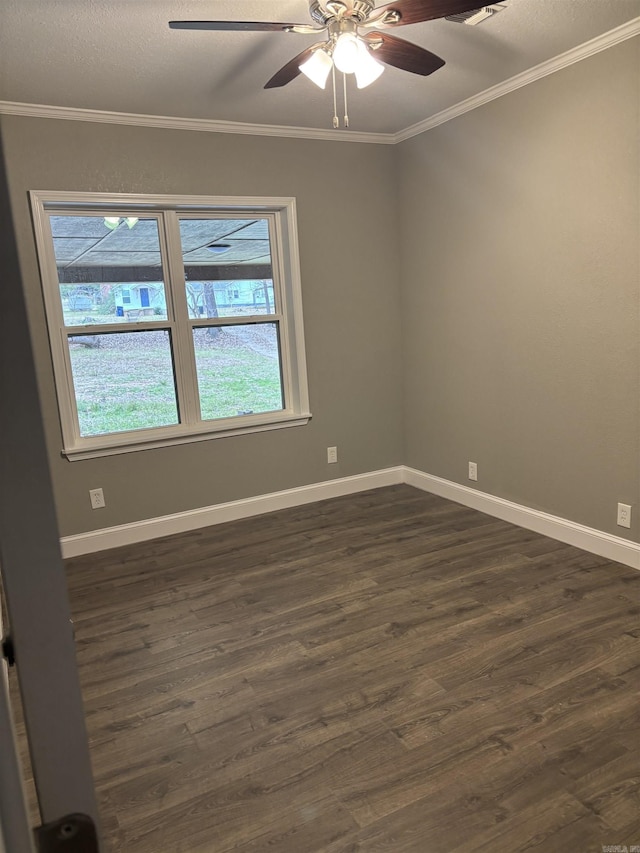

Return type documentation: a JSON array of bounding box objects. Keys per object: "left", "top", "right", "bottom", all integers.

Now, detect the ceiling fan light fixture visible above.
[
  {"left": 354, "top": 42, "right": 384, "bottom": 88},
  {"left": 104, "top": 216, "right": 139, "bottom": 230},
  {"left": 333, "top": 31, "right": 361, "bottom": 74},
  {"left": 170, "top": 0, "right": 465, "bottom": 126},
  {"left": 299, "top": 46, "right": 333, "bottom": 88}
]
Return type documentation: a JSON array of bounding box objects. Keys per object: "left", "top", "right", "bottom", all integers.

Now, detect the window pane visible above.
[
  {"left": 68, "top": 331, "right": 178, "bottom": 436},
  {"left": 50, "top": 215, "right": 169, "bottom": 326},
  {"left": 193, "top": 324, "right": 283, "bottom": 421},
  {"left": 179, "top": 218, "right": 275, "bottom": 319}
]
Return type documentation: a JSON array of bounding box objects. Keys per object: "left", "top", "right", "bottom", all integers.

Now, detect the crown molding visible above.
[
  {"left": 0, "top": 100, "right": 394, "bottom": 145},
  {"left": 395, "top": 16, "right": 640, "bottom": 143},
  {"left": 1, "top": 17, "right": 638, "bottom": 145}
]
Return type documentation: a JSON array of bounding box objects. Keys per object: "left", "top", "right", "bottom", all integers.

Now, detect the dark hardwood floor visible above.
[{"left": 15, "top": 486, "right": 640, "bottom": 850}]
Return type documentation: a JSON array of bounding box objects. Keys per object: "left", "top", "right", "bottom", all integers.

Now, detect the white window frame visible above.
[{"left": 30, "top": 191, "right": 311, "bottom": 460}]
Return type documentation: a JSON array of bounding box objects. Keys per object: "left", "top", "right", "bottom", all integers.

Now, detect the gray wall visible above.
[
  {"left": 2, "top": 37, "right": 638, "bottom": 544},
  {"left": 1, "top": 118, "right": 404, "bottom": 536},
  {"left": 398, "top": 37, "right": 639, "bottom": 541}
]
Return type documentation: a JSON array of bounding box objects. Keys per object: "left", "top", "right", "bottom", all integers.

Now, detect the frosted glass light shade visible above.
[
  {"left": 104, "top": 216, "right": 120, "bottom": 230},
  {"left": 333, "top": 32, "right": 361, "bottom": 74},
  {"left": 354, "top": 43, "right": 385, "bottom": 89},
  {"left": 299, "top": 48, "right": 333, "bottom": 88}
]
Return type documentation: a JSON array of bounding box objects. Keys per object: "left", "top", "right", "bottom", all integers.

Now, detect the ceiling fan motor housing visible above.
[{"left": 309, "top": 0, "right": 376, "bottom": 25}]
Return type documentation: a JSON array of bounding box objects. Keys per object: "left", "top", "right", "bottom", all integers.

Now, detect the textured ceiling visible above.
[{"left": 1, "top": 1, "right": 639, "bottom": 135}]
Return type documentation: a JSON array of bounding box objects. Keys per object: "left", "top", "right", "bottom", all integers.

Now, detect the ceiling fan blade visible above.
[
  {"left": 264, "top": 44, "right": 324, "bottom": 89},
  {"left": 169, "top": 20, "right": 313, "bottom": 33},
  {"left": 363, "top": 32, "right": 444, "bottom": 75},
  {"left": 367, "top": 0, "right": 486, "bottom": 27}
]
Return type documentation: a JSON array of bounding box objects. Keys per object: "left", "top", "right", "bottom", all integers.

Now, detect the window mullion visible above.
[
  {"left": 268, "top": 213, "right": 294, "bottom": 413},
  {"left": 161, "top": 211, "right": 202, "bottom": 425}
]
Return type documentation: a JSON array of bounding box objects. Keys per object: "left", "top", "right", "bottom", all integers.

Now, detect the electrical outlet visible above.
[
  {"left": 617, "top": 503, "right": 631, "bottom": 529},
  {"left": 327, "top": 446, "right": 338, "bottom": 464},
  {"left": 89, "top": 488, "right": 105, "bottom": 509},
  {"left": 468, "top": 461, "right": 478, "bottom": 482}
]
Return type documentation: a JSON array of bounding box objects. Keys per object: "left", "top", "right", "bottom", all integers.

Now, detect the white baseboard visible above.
[
  {"left": 403, "top": 467, "right": 640, "bottom": 570},
  {"left": 61, "top": 465, "right": 639, "bottom": 570},
  {"left": 60, "top": 467, "right": 404, "bottom": 558}
]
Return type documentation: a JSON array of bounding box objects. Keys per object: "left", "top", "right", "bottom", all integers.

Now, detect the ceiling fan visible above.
[{"left": 170, "top": 0, "right": 484, "bottom": 125}]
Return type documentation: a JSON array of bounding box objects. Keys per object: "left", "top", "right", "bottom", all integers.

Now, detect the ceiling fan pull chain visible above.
[
  {"left": 343, "top": 72, "right": 349, "bottom": 128},
  {"left": 331, "top": 63, "right": 339, "bottom": 128}
]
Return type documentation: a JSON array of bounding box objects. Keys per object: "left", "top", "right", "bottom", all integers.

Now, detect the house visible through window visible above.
[{"left": 30, "top": 192, "right": 310, "bottom": 459}]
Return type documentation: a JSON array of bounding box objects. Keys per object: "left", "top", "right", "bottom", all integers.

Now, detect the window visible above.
[{"left": 30, "top": 192, "right": 310, "bottom": 459}]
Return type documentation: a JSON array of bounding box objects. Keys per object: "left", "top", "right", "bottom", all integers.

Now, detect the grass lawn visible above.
[{"left": 69, "top": 330, "right": 282, "bottom": 437}]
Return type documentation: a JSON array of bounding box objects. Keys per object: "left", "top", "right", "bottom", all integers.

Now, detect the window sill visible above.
[{"left": 62, "top": 413, "right": 312, "bottom": 461}]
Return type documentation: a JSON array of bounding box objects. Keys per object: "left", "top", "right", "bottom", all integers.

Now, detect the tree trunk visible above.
[
  {"left": 263, "top": 281, "right": 271, "bottom": 314},
  {"left": 203, "top": 282, "right": 221, "bottom": 339}
]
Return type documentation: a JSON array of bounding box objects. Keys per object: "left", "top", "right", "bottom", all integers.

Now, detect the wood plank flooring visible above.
[{"left": 13, "top": 486, "right": 640, "bottom": 851}]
